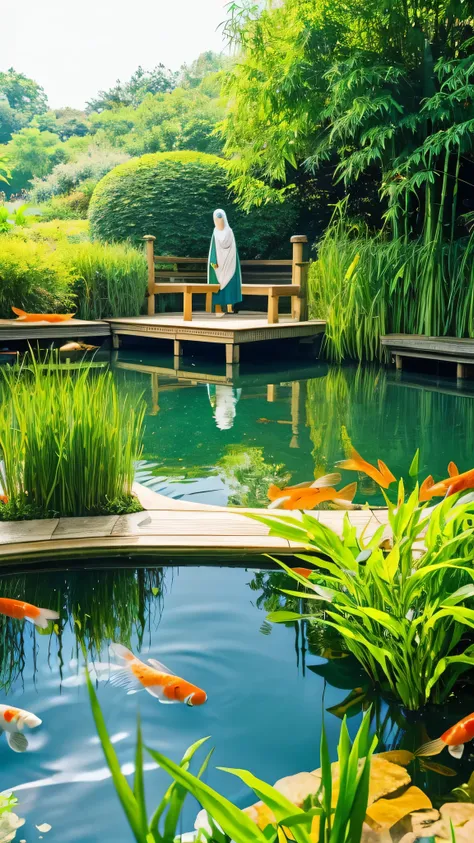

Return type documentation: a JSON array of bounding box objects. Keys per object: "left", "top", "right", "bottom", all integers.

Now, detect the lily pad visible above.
[{"left": 308, "top": 655, "right": 369, "bottom": 689}]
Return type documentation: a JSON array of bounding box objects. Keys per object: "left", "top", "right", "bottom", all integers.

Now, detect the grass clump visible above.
[
  {"left": 67, "top": 240, "right": 147, "bottom": 319},
  {"left": 0, "top": 354, "right": 145, "bottom": 519},
  {"left": 0, "top": 235, "right": 75, "bottom": 318}
]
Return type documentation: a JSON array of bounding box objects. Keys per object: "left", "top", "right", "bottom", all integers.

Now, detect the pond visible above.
[
  {"left": 112, "top": 350, "right": 474, "bottom": 508},
  {"left": 1, "top": 563, "right": 474, "bottom": 842}
]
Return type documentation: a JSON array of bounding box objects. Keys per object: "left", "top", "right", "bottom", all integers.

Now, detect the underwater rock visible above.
[{"left": 311, "top": 755, "right": 411, "bottom": 805}]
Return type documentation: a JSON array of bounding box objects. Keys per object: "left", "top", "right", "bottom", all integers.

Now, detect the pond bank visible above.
[{"left": 0, "top": 483, "right": 390, "bottom": 567}]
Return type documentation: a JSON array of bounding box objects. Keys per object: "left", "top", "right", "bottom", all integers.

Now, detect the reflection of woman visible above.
[
  {"left": 207, "top": 385, "right": 242, "bottom": 430},
  {"left": 207, "top": 209, "right": 242, "bottom": 316}
]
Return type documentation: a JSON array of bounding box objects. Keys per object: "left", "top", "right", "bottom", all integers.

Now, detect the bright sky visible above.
[{"left": 3, "top": 0, "right": 229, "bottom": 109}]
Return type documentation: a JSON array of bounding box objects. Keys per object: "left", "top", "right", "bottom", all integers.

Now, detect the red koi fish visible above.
[
  {"left": 417, "top": 711, "right": 474, "bottom": 759},
  {"left": 12, "top": 307, "right": 75, "bottom": 323},
  {"left": 268, "top": 474, "right": 357, "bottom": 510},
  {"left": 336, "top": 448, "right": 396, "bottom": 489},
  {"left": 94, "top": 643, "right": 207, "bottom": 706},
  {"left": 0, "top": 598, "right": 59, "bottom": 629},
  {"left": 0, "top": 495, "right": 7, "bottom": 505}
]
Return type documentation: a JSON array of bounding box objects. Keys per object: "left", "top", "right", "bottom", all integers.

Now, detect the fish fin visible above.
[
  {"left": 89, "top": 662, "right": 142, "bottom": 692},
  {"left": 448, "top": 461, "right": 459, "bottom": 477},
  {"left": 419, "top": 475, "right": 435, "bottom": 502},
  {"left": 285, "top": 481, "right": 313, "bottom": 490},
  {"left": 144, "top": 685, "right": 179, "bottom": 703},
  {"left": 448, "top": 744, "right": 465, "bottom": 759},
  {"left": 268, "top": 496, "right": 291, "bottom": 510},
  {"left": 12, "top": 307, "right": 26, "bottom": 319},
  {"left": 415, "top": 738, "right": 446, "bottom": 757},
  {"left": 310, "top": 472, "right": 341, "bottom": 489},
  {"left": 147, "top": 658, "right": 176, "bottom": 676},
  {"left": 109, "top": 643, "right": 135, "bottom": 662},
  {"left": 7, "top": 732, "right": 28, "bottom": 753},
  {"left": 377, "top": 460, "right": 396, "bottom": 485},
  {"left": 30, "top": 608, "right": 60, "bottom": 629}
]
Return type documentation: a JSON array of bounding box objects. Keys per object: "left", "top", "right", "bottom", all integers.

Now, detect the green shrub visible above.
[
  {"left": 0, "top": 236, "right": 75, "bottom": 317},
  {"left": 18, "top": 218, "right": 90, "bottom": 243},
  {"left": 30, "top": 148, "right": 130, "bottom": 202},
  {"left": 67, "top": 241, "right": 147, "bottom": 319},
  {"left": 0, "top": 356, "right": 145, "bottom": 519},
  {"left": 39, "top": 183, "right": 96, "bottom": 220},
  {"left": 89, "top": 150, "right": 299, "bottom": 258}
]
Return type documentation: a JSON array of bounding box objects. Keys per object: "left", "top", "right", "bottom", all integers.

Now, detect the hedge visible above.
[
  {"left": 88, "top": 151, "right": 300, "bottom": 258},
  {"left": 0, "top": 237, "right": 75, "bottom": 318}
]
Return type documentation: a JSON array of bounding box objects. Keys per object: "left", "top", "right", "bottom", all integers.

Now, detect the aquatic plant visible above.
[
  {"left": 0, "top": 793, "right": 24, "bottom": 843},
  {"left": 65, "top": 240, "right": 147, "bottom": 319},
  {"left": 255, "top": 489, "right": 474, "bottom": 710},
  {"left": 87, "top": 658, "right": 377, "bottom": 842},
  {"left": 0, "top": 354, "right": 145, "bottom": 518}
]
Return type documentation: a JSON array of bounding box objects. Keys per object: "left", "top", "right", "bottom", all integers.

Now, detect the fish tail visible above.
[
  {"left": 377, "top": 460, "right": 396, "bottom": 485},
  {"left": 448, "top": 461, "right": 459, "bottom": 477},
  {"left": 415, "top": 738, "right": 446, "bottom": 757},
  {"left": 267, "top": 496, "right": 291, "bottom": 510},
  {"left": 109, "top": 642, "right": 135, "bottom": 662},
  {"left": 12, "top": 307, "right": 26, "bottom": 318},
  {"left": 26, "top": 607, "right": 60, "bottom": 629},
  {"left": 336, "top": 447, "right": 365, "bottom": 473}
]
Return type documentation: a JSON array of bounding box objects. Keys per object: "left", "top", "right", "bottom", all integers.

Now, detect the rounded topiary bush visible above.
[{"left": 88, "top": 151, "right": 299, "bottom": 258}]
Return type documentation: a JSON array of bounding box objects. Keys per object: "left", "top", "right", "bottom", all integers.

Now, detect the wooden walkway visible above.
[
  {"left": 382, "top": 334, "right": 474, "bottom": 379},
  {"left": 107, "top": 312, "right": 326, "bottom": 364},
  {"left": 0, "top": 484, "right": 389, "bottom": 568},
  {"left": 0, "top": 318, "right": 110, "bottom": 342}
]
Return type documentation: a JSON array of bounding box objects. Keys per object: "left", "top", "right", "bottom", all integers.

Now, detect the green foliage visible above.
[
  {"left": 30, "top": 147, "right": 130, "bottom": 203},
  {"left": 86, "top": 65, "right": 178, "bottom": 112},
  {"left": 67, "top": 240, "right": 147, "bottom": 319},
  {"left": 255, "top": 491, "right": 474, "bottom": 709},
  {"left": 0, "top": 68, "right": 47, "bottom": 143},
  {"left": 0, "top": 235, "right": 74, "bottom": 317},
  {"left": 87, "top": 662, "right": 376, "bottom": 843},
  {"left": 89, "top": 150, "right": 300, "bottom": 258},
  {"left": 39, "top": 185, "right": 96, "bottom": 220},
  {"left": 0, "top": 355, "right": 145, "bottom": 518},
  {"left": 4, "top": 127, "right": 65, "bottom": 191},
  {"left": 14, "top": 218, "right": 90, "bottom": 243},
  {"left": 309, "top": 206, "right": 474, "bottom": 362},
  {"left": 32, "top": 107, "right": 91, "bottom": 140}
]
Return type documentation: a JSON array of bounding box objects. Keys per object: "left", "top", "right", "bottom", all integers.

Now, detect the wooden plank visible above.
[
  {"left": 0, "top": 519, "right": 59, "bottom": 545},
  {"left": 154, "top": 283, "right": 219, "bottom": 294},
  {"left": 0, "top": 320, "right": 110, "bottom": 342},
  {"left": 155, "top": 257, "right": 292, "bottom": 266},
  {"left": 242, "top": 284, "right": 299, "bottom": 295}
]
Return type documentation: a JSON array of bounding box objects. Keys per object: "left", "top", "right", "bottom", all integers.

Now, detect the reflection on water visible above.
[{"left": 112, "top": 351, "right": 474, "bottom": 508}]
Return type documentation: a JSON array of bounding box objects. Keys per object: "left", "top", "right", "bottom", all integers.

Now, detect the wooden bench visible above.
[{"left": 144, "top": 235, "right": 309, "bottom": 323}]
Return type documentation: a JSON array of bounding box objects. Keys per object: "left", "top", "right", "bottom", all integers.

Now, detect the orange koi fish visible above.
[
  {"left": 0, "top": 495, "right": 7, "bottom": 505},
  {"left": 292, "top": 567, "right": 316, "bottom": 578},
  {"left": 419, "top": 463, "right": 474, "bottom": 502},
  {"left": 268, "top": 474, "right": 357, "bottom": 510},
  {"left": 12, "top": 307, "right": 75, "bottom": 323},
  {"left": 336, "top": 447, "right": 396, "bottom": 489},
  {"left": 0, "top": 598, "right": 59, "bottom": 629},
  {"left": 93, "top": 643, "right": 207, "bottom": 706},
  {"left": 417, "top": 711, "right": 474, "bottom": 759},
  {"left": 0, "top": 704, "right": 42, "bottom": 752}
]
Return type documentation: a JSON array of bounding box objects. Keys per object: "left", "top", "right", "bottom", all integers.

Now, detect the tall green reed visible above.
[
  {"left": 309, "top": 202, "right": 474, "bottom": 362},
  {"left": 66, "top": 241, "right": 147, "bottom": 319},
  {"left": 0, "top": 354, "right": 145, "bottom": 517}
]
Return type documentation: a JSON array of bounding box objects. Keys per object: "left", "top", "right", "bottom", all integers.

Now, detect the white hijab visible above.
[{"left": 208, "top": 209, "right": 238, "bottom": 290}]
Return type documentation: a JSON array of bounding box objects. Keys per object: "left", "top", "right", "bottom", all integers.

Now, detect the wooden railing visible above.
[{"left": 143, "top": 235, "right": 309, "bottom": 323}]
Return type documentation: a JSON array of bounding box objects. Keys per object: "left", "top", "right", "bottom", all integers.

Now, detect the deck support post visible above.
[
  {"left": 291, "top": 235, "right": 309, "bottom": 322},
  {"left": 173, "top": 339, "right": 182, "bottom": 357},
  {"left": 267, "top": 384, "right": 277, "bottom": 402},
  {"left": 144, "top": 235, "right": 156, "bottom": 316},
  {"left": 395, "top": 354, "right": 403, "bottom": 371},
  {"left": 112, "top": 333, "right": 121, "bottom": 349},
  {"left": 457, "top": 363, "right": 468, "bottom": 380},
  {"left": 226, "top": 344, "right": 240, "bottom": 364},
  {"left": 290, "top": 381, "right": 300, "bottom": 449}
]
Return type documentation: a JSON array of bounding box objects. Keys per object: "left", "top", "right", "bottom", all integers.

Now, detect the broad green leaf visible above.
[
  {"left": 266, "top": 611, "right": 308, "bottom": 623},
  {"left": 409, "top": 449, "right": 420, "bottom": 477}
]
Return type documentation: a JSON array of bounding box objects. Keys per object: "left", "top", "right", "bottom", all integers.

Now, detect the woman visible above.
[{"left": 207, "top": 209, "right": 242, "bottom": 316}]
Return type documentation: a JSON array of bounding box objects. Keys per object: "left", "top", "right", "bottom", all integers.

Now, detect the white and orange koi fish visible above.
[
  {"left": 92, "top": 643, "right": 207, "bottom": 706},
  {"left": 0, "top": 704, "right": 42, "bottom": 752},
  {"left": 0, "top": 598, "right": 59, "bottom": 629}
]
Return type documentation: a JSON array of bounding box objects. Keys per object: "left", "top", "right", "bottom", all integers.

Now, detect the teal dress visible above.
[{"left": 208, "top": 234, "right": 242, "bottom": 309}]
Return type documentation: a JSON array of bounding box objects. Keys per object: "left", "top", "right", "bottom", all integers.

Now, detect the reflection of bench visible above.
[{"left": 144, "top": 235, "right": 309, "bottom": 323}]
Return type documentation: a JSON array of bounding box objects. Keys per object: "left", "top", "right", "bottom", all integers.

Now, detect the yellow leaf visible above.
[{"left": 365, "top": 786, "right": 432, "bottom": 830}]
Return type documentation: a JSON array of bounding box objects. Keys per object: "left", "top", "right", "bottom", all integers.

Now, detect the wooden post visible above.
[
  {"left": 144, "top": 235, "right": 156, "bottom": 316},
  {"left": 112, "top": 333, "right": 121, "bottom": 349},
  {"left": 290, "top": 380, "right": 300, "bottom": 449},
  {"left": 183, "top": 290, "right": 193, "bottom": 322},
  {"left": 150, "top": 373, "right": 159, "bottom": 415},
  {"left": 395, "top": 354, "right": 403, "bottom": 371},
  {"left": 226, "top": 344, "right": 240, "bottom": 364},
  {"left": 267, "top": 291, "right": 279, "bottom": 324},
  {"left": 457, "top": 362, "right": 467, "bottom": 380},
  {"left": 173, "top": 339, "right": 181, "bottom": 357},
  {"left": 291, "top": 235, "right": 308, "bottom": 322},
  {"left": 205, "top": 291, "right": 213, "bottom": 313},
  {"left": 267, "top": 384, "right": 277, "bottom": 402}
]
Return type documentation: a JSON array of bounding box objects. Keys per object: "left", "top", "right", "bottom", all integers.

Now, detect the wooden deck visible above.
[
  {"left": 107, "top": 312, "right": 326, "bottom": 364},
  {"left": 0, "top": 484, "right": 389, "bottom": 568},
  {"left": 0, "top": 318, "right": 110, "bottom": 342},
  {"left": 382, "top": 334, "right": 474, "bottom": 379}
]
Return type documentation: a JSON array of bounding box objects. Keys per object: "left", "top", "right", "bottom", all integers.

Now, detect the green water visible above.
[{"left": 113, "top": 351, "right": 474, "bottom": 507}]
